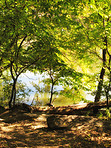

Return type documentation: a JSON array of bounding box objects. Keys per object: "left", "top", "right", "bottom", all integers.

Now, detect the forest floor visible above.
[{"left": 0, "top": 107, "right": 111, "bottom": 148}]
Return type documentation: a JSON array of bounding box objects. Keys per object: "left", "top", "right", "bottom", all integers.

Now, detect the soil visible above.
[{"left": 0, "top": 108, "right": 111, "bottom": 148}]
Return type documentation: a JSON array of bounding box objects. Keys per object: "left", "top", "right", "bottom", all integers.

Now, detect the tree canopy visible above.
[{"left": 0, "top": 0, "right": 111, "bottom": 110}]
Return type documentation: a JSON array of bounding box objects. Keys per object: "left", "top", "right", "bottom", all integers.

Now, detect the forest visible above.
[{"left": 0, "top": 0, "right": 111, "bottom": 147}]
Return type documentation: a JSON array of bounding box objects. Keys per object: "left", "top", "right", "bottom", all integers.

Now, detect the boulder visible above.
[
  {"left": 47, "top": 115, "right": 96, "bottom": 130},
  {"left": 47, "top": 115, "right": 71, "bottom": 129}
]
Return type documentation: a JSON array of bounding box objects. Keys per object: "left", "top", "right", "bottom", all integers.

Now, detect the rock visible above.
[
  {"left": 47, "top": 115, "right": 96, "bottom": 130},
  {"left": 47, "top": 115, "right": 70, "bottom": 129}
]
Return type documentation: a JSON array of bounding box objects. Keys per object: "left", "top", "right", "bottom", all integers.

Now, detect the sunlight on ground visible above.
[
  {"left": 0, "top": 118, "right": 4, "bottom": 121},
  {"left": 31, "top": 124, "right": 46, "bottom": 129},
  {"left": 1, "top": 126, "right": 14, "bottom": 132},
  {"left": 36, "top": 114, "right": 47, "bottom": 121},
  {"left": 0, "top": 133, "right": 12, "bottom": 139},
  {"left": 37, "top": 146, "right": 59, "bottom": 148}
]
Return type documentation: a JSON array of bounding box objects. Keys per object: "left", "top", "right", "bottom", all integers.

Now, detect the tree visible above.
[
  {"left": 30, "top": 35, "right": 70, "bottom": 105},
  {"left": 0, "top": 0, "right": 53, "bottom": 108},
  {"left": 0, "top": 71, "right": 31, "bottom": 107},
  {"left": 57, "top": 0, "right": 111, "bottom": 104},
  {"left": 41, "top": 60, "right": 77, "bottom": 105},
  {"left": 79, "top": 1, "right": 111, "bottom": 103}
]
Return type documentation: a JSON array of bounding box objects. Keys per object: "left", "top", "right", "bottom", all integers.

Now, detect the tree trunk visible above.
[
  {"left": 48, "top": 101, "right": 111, "bottom": 115},
  {"left": 9, "top": 78, "right": 17, "bottom": 109},
  {"left": 94, "top": 34, "right": 107, "bottom": 114},
  {"left": 94, "top": 67, "right": 105, "bottom": 102},
  {"left": 94, "top": 36, "right": 107, "bottom": 103},
  {"left": 106, "top": 91, "right": 109, "bottom": 109},
  {"left": 106, "top": 56, "right": 111, "bottom": 109},
  {"left": 13, "top": 80, "right": 17, "bottom": 107},
  {"left": 50, "top": 81, "right": 54, "bottom": 104}
]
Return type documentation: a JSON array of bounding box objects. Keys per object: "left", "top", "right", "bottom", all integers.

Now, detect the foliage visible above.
[
  {"left": 0, "top": 0, "right": 111, "bottom": 107},
  {"left": 97, "top": 108, "right": 111, "bottom": 118},
  {"left": 16, "top": 81, "right": 32, "bottom": 104},
  {"left": 0, "top": 72, "right": 12, "bottom": 106},
  {"left": 0, "top": 0, "right": 56, "bottom": 107},
  {"left": 0, "top": 71, "right": 31, "bottom": 106},
  {"left": 57, "top": 0, "right": 111, "bottom": 103}
]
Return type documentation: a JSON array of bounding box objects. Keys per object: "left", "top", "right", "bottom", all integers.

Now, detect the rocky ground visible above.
[{"left": 0, "top": 106, "right": 111, "bottom": 148}]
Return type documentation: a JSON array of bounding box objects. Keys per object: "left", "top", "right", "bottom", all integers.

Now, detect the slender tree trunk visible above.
[
  {"left": 106, "top": 55, "right": 111, "bottom": 109},
  {"left": 94, "top": 67, "right": 105, "bottom": 102},
  {"left": 93, "top": 68, "right": 105, "bottom": 114},
  {"left": 9, "top": 61, "right": 18, "bottom": 109},
  {"left": 94, "top": 34, "right": 107, "bottom": 114},
  {"left": 9, "top": 78, "right": 17, "bottom": 109},
  {"left": 50, "top": 81, "right": 54, "bottom": 104},
  {"left": 94, "top": 36, "right": 107, "bottom": 103},
  {"left": 106, "top": 91, "right": 109, "bottom": 109},
  {"left": 94, "top": 18, "right": 108, "bottom": 104},
  {"left": 13, "top": 79, "right": 17, "bottom": 107},
  {"left": 48, "top": 68, "right": 55, "bottom": 106}
]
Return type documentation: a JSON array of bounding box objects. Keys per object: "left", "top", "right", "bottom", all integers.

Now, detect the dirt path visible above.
[{"left": 0, "top": 109, "right": 111, "bottom": 148}]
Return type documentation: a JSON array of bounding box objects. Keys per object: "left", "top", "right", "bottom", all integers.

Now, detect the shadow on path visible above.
[{"left": 0, "top": 109, "right": 111, "bottom": 148}]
